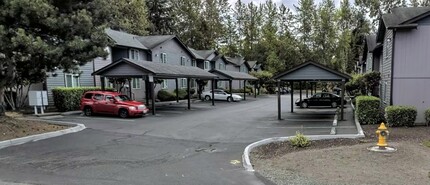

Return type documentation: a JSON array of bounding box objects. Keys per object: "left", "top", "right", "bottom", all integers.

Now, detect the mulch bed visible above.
[{"left": 0, "top": 115, "right": 69, "bottom": 141}]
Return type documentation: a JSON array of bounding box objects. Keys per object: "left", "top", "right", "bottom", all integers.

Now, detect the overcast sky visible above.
[{"left": 227, "top": 0, "right": 344, "bottom": 9}]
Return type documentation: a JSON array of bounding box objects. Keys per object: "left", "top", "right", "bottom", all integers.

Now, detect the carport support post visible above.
[
  {"left": 175, "top": 78, "right": 179, "bottom": 103},
  {"left": 145, "top": 80, "right": 149, "bottom": 105},
  {"left": 187, "top": 78, "right": 191, "bottom": 110},
  {"left": 290, "top": 81, "right": 294, "bottom": 113},
  {"left": 150, "top": 82, "right": 155, "bottom": 115},
  {"left": 340, "top": 79, "right": 345, "bottom": 120},
  {"left": 306, "top": 82, "right": 308, "bottom": 98},
  {"left": 100, "top": 76, "right": 105, "bottom": 91},
  {"left": 299, "top": 81, "right": 302, "bottom": 102},
  {"left": 277, "top": 80, "right": 282, "bottom": 120},
  {"left": 229, "top": 80, "right": 233, "bottom": 101},
  {"left": 254, "top": 83, "right": 257, "bottom": 98},
  {"left": 243, "top": 80, "right": 246, "bottom": 100},
  {"left": 128, "top": 79, "right": 132, "bottom": 99},
  {"left": 211, "top": 79, "right": 215, "bottom": 106}
]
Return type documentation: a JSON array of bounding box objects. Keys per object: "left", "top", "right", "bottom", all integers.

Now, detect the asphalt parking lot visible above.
[{"left": 0, "top": 94, "right": 355, "bottom": 185}]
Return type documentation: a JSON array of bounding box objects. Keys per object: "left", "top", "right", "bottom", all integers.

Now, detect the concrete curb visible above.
[
  {"left": 61, "top": 111, "right": 82, "bottom": 116},
  {"left": 0, "top": 119, "right": 86, "bottom": 150}
]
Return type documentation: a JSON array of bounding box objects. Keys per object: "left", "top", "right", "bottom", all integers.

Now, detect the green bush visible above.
[
  {"left": 230, "top": 88, "right": 252, "bottom": 94},
  {"left": 157, "top": 90, "right": 176, "bottom": 102},
  {"left": 173, "top": 89, "right": 187, "bottom": 99},
  {"left": 425, "top": 108, "right": 430, "bottom": 126},
  {"left": 356, "top": 96, "right": 381, "bottom": 125},
  {"left": 289, "top": 131, "right": 311, "bottom": 148},
  {"left": 52, "top": 87, "right": 114, "bottom": 112},
  {"left": 385, "top": 106, "right": 417, "bottom": 127}
]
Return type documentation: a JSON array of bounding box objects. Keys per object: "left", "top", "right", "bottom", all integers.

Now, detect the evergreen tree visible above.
[
  {"left": 110, "top": 0, "right": 150, "bottom": 35},
  {"left": 146, "top": 0, "right": 175, "bottom": 34},
  {"left": 294, "top": 0, "right": 316, "bottom": 62}
]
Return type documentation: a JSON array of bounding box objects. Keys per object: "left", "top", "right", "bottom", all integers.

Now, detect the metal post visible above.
[
  {"left": 211, "top": 79, "right": 215, "bottom": 106},
  {"left": 229, "top": 80, "right": 233, "bottom": 102},
  {"left": 128, "top": 79, "right": 132, "bottom": 99},
  {"left": 101, "top": 76, "right": 105, "bottom": 91},
  {"left": 254, "top": 83, "right": 257, "bottom": 98},
  {"left": 151, "top": 82, "right": 155, "bottom": 115},
  {"left": 187, "top": 78, "right": 191, "bottom": 110},
  {"left": 306, "top": 82, "right": 308, "bottom": 98},
  {"left": 243, "top": 80, "right": 246, "bottom": 100},
  {"left": 175, "top": 78, "right": 179, "bottom": 103},
  {"left": 290, "top": 81, "right": 294, "bottom": 113},
  {"left": 299, "top": 81, "right": 302, "bottom": 102},
  {"left": 341, "top": 79, "right": 346, "bottom": 120},
  {"left": 145, "top": 80, "right": 149, "bottom": 105},
  {"left": 277, "top": 80, "right": 281, "bottom": 120},
  {"left": 314, "top": 82, "right": 317, "bottom": 94}
]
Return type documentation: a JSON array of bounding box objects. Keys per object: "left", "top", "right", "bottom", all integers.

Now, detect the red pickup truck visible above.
[{"left": 80, "top": 91, "right": 149, "bottom": 118}]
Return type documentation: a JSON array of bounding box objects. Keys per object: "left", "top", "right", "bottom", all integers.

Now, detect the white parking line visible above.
[
  {"left": 283, "top": 119, "right": 335, "bottom": 122},
  {"left": 72, "top": 116, "right": 136, "bottom": 122}
]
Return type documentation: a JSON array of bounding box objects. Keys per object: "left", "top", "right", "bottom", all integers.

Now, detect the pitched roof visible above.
[
  {"left": 382, "top": 7, "right": 430, "bottom": 28},
  {"left": 188, "top": 48, "right": 205, "bottom": 60},
  {"left": 194, "top": 50, "right": 216, "bottom": 60},
  {"left": 93, "top": 58, "right": 217, "bottom": 79},
  {"left": 365, "top": 35, "right": 377, "bottom": 52},
  {"left": 225, "top": 57, "right": 245, "bottom": 66},
  {"left": 247, "top": 61, "right": 257, "bottom": 68},
  {"left": 136, "top": 35, "right": 175, "bottom": 49},
  {"left": 273, "top": 61, "right": 351, "bottom": 81},
  {"left": 209, "top": 69, "right": 257, "bottom": 80},
  {"left": 105, "top": 29, "right": 148, "bottom": 50}
]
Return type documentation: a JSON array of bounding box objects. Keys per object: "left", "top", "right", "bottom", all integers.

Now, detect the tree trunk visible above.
[{"left": 0, "top": 86, "right": 6, "bottom": 116}]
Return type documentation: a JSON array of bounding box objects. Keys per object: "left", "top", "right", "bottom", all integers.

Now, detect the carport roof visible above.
[
  {"left": 273, "top": 61, "right": 351, "bottom": 81},
  {"left": 209, "top": 69, "right": 257, "bottom": 80},
  {"left": 92, "top": 58, "right": 217, "bottom": 79}
]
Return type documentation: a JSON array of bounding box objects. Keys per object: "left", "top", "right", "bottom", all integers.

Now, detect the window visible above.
[
  {"left": 106, "top": 95, "right": 115, "bottom": 102},
  {"left": 160, "top": 53, "right": 167, "bottom": 63},
  {"left": 93, "top": 94, "right": 104, "bottom": 101},
  {"left": 84, "top": 93, "right": 93, "bottom": 99},
  {"left": 204, "top": 61, "right": 210, "bottom": 70},
  {"left": 191, "top": 79, "right": 196, "bottom": 88},
  {"left": 129, "top": 49, "right": 139, "bottom": 60},
  {"left": 240, "top": 65, "right": 246, "bottom": 72},
  {"left": 191, "top": 60, "right": 196, "bottom": 67},
  {"left": 218, "top": 63, "right": 225, "bottom": 70},
  {"left": 105, "top": 77, "right": 114, "bottom": 88},
  {"left": 181, "top": 78, "right": 187, "bottom": 88},
  {"left": 217, "top": 81, "right": 223, "bottom": 88},
  {"left": 132, "top": 78, "right": 141, "bottom": 89},
  {"left": 65, "top": 74, "right": 80, "bottom": 87},
  {"left": 162, "top": 80, "right": 168, "bottom": 89},
  {"left": 180, "top": 56, "right": 186, "bottom": 66}
]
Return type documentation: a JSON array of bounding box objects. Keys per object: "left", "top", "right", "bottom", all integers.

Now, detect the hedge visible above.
[
  {"left": 157, "top": 90, "right": 176, "bottom": 102},
  {"left": 425, "top": 108, "right": 430, "bottom": 126},
  {"left": 356, "top": 96, "right": 381, "bottom": 125},
  {"left": 385, "top": 105, "right": 417, "bottom": 127},
  {"left": 52, "top": 87, "right": 114, "bottom": 112}
]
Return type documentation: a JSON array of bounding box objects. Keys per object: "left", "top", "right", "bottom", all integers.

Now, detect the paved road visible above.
[{"left": 0, "top": 95, "right": 349, "bottom": 185}]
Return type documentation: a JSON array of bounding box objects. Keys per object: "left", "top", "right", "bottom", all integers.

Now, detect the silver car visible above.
[{"left": 202, "top": 89, "right": 243, "bottom": 102}]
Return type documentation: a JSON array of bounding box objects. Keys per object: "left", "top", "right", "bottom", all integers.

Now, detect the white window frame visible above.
[
  {"left": 181, "top": 78, "right": 187, "bottom": 88},
  {"left": 204, "top": 61, "right": 210, "bottom": 70},
  {"left": 132, "top": 78, "right": 141, "bottom": 89},
  {"left": 180, "top": 56, "right": 186, "bottom": 66},
  {"left": 64, "top": 74, "right": 80, "bottom": 87},
  {"left": 160, "top": 53, "right": 167, "bottom": 63},
  {"left": 191, "top": 60, "right": 196, "bottom": 67},
  {"left": 191, "top": 79, "right": 196, "bottom": 88},
  {"left": 129, "top": 49, "right": 140, "bottom": 60},
  {"left": 218, "top": 63, "right": 224, "bottom": 70},
  {"left": 162, "top": 80, "right": 168, "bottom": 89}
]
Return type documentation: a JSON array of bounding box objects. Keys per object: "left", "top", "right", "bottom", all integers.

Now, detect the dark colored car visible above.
[
  {"left": 80, "top": 91, "right": 149, "bottom": 118},
  {"left": 295, "top": 92, "right": 346, "bottom": 108}
]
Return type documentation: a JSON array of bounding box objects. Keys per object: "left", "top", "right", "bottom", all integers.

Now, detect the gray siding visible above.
[
  {"left": 380, "top": 29, "right": 393, "bottom": 105},
  {"left": 366, "top": 53, "right": 373, "bottom": 72},
  {"left": 373, "top": 53, "right": 381, "bottom": 72},
  {"left": 416, "top": 15, "right": 430, "bottom": 25},
  {"left": 392, "top": 25, "right": 430, "bottom": 123},
  {"left": 112, "top": 47, "right": 128, "bottom": 62}
]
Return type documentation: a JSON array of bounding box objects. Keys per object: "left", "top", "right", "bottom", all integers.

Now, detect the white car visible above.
[{"left": 202, "top": 89, "right": 243, "bottom": 102}]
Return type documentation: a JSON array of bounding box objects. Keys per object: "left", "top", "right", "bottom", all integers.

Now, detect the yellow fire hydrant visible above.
[{"left": 376, "top": 122, "right": 389, "bottom": 148}]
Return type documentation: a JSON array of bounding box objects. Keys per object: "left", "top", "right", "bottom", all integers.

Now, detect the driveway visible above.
[{"left": 0, "top": 94, "right": 345, "bottom": 185}]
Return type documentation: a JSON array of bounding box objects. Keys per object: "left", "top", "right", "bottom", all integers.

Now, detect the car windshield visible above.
[{"left": 115, "top": 95, "right": 131, "bottom": 101}]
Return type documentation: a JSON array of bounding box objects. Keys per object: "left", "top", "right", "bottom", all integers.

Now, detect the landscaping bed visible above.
[
  {"left": 251, "top": 125, "right": 430, "bottom": 185},
  {"left": 0, "top": 113, "right": 69, "bottom": 141}
]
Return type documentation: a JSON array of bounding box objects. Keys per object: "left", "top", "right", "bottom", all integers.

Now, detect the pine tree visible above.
[
  {"left": 146, "top": 0, "right": 175, "bottom": 34},
  {"left": 110, "top": 0, "right": 150, "bottom": 35},
  {"left": 294, "top": 0, "right": 316, "bottom": 62}
]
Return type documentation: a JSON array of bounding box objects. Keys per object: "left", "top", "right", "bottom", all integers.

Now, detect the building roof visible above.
[
  {"left": 105, "top": 29, "right": 148, "bottom": 50},
  {"left": 93, "top": 58, "right": 217, "bottom": 79},
  {"left": 209, "top": 69, "right": 257, "bottom": 80},
  {"left": 366, "top": 35, "right": 377, "bottom": 52},
  {"left": 136, "top": 35, "right": 176, "bottom": 49},
  {"left": 273, "top": 61, "right": 351, "bottom": 81},
  {"left": 247, "top": 61, "right": 257, "bottom": 68},
  {"left": 195, "top": 50, "right": 216, "bottom": 60},
  {"left": 382, "top": 7, "right": 430, "bottom": 28}
]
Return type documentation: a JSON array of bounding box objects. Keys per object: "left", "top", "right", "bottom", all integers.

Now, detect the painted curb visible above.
[{"left": 0, "top": 119, "right": 86, "bottom": 150}]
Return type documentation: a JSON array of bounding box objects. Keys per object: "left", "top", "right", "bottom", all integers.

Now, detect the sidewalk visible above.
[{"left": 335, "top": 104, "right": 357, "bottom": 135}]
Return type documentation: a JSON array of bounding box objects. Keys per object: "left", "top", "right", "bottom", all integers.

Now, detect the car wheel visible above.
[
  {"left": 301, "top": 102, "right": 308, "bottom": 108},
  {"left": 331, "top": 102, "right": 338, "bottom": 108},
  {"left": 84, "top": 107, "right": 92, "bottom": 116},
  {"left": 205, "top": 95, "right": 211, "bottom": 101},
  {"left": 227, "top": 97, "right": 233, "bottom": 102},
  {"left": 119, "top": 109, "right": 129, "bottom": 118}
]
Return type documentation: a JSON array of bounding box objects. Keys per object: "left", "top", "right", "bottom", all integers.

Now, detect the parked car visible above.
[
  {"left": 275, "top": 87, "right": 291, "bottom": 94},
  {"left": 295, "top": 92, "right": 346, "bottom": 108},
  {"left": 201, "top": 89, "right": 243, "bottom": 102},
  {"left": 80, "top": 91, "right": 149, "bottom": 118}
]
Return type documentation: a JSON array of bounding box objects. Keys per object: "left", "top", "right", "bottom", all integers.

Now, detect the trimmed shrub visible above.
[
  {"left": 230, "top": 88, "right": 252, "bottom": 94},
  {"left": 356, "top": 96, "right": 380, "bottom": 125},
  {"left": 173, "top": 89, "right": 187, "bottom": 99},
  {"left": 385, "top": 105, "right": 417, "bottom": 127},
  {"left": 289, "top": 131, "right": 311, "bottom": 148},
  {"left": 425, "top": 108, "right": 430, "bottom": 126},
  {"left": 157, "top": 90, "right": 176, "bottom": 102},
  {"left": 52, "top": 87, "right": 114, "bottom": 112}
]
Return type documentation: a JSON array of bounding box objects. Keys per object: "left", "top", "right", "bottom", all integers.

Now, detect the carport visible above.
[
  {"left": 209, "top": 69, "right": 258, "bottom": 100},
  {"left": 92, "top": 58, "right": 217, "bottom": 115},
  {"left": 273, "top": 62, "right": 351, "bottom": 121}
]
